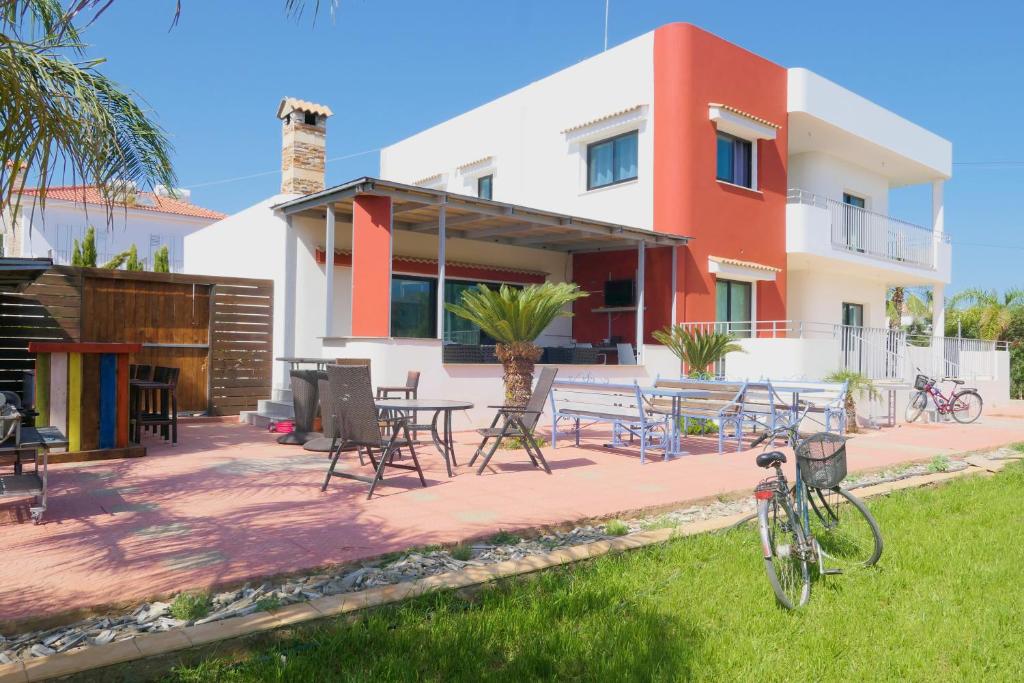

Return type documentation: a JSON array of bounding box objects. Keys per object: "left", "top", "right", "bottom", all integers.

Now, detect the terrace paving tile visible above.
[{"left": 1, "top": 417, "right": 1022, "bottom": 624}]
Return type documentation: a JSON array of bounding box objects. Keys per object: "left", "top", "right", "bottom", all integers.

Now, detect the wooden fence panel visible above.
[
  {"left": 208, "top": 282, "right": 273, "bottom": 416},
  {"left": 81, "top": 276, "right": 211, "bottom": 411},
  {"left": 0, "top": 266, "right": 272, "bottom": 415},
  {"left": 0, "top": 268, "right": 81, "bottom": 401}
]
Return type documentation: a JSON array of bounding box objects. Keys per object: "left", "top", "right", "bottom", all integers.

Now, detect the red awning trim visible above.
[{"left": 314, "top": 248, "right": 547, "bottom": 284}]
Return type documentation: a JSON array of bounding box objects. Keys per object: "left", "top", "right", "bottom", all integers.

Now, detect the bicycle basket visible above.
[
  {"left": 795, "top": 433, "right": 847, "bottom": 489},
  {"left": 913, "top": 374, "right": 930, "bottom": 391}
]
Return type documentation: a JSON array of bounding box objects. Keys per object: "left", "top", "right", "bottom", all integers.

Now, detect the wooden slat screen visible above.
[
  {"left": 208, "top": 281, "right": 274, "bottom": 416},
  {"left": 0, "top": 265, "right": 272, "bottom": 416},
  {"left": 0, "top": 267, "right": 81, "bottom": 401}
]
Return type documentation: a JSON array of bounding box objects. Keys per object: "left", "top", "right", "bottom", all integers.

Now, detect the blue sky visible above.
[{"left": 82, "top": 1, "right": 1024, "bottom": 293}]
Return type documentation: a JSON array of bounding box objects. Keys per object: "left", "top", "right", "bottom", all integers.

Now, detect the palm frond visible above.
[
  {"left": 824, "top": 369, "right": 880, "bottom": 402},
  {"left": 0, "top": 0, "right": 176, "bottom": 225},
  {"left": 652, "top": 325, "right": 745, "bottom": 377},
  {"left": 444, "top": 282, "right": 587, "bottom": 345}
]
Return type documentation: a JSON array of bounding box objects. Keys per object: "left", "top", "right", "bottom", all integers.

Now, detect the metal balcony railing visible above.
[
  {"left": 672, "top": 320, "right": 1004, "bottom": 381},
  {"left": 787, "top": 189, "right": 948, "bottom": 269}
]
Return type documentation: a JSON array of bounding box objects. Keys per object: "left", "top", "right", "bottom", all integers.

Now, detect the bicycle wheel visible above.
[
  {"left": 757, "top": 493, "right": 811, "bottom": 609},
  {"left": 950, "top": 390, "right": 983, "bottom": 424},
  {"left": 905, "top": 391, "right": 927, "bottom": 423},
  {"left": 807, "top": 486, "right": 883, "bottom": 568}
]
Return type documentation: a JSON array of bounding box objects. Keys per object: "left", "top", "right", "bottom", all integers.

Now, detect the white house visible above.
[
  {"left": 5, "top": 184, "right": 225, "bottom": 271},
  {"left": 184, "top": 23, "right": 1009, "bottom": 427}
]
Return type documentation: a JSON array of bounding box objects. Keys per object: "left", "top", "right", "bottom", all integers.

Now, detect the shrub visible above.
[
  {"left": 681, "top": 418, "right": 718, "bottom": 436},
  {"left": 928, "top": 454, "right": 951, "bottom": 473},
  {"left": 450, "top": 544, "right": 472, "bottom": 562},
  {"left": 170, "top": 592, "right": 209, "bottom": 621},
  {"left": 255, "top": 596, "right": 281, "bottom": 612},
  {"left": 604, "top": 520, "right": 629, "bottom": 536},
  {"left": 488, "top": 530, "right": 521, "bottom": 546}
]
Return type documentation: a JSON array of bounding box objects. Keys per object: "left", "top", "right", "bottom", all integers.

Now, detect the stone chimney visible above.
[{"left": 277, "top": 97, "right": 332, "bottom": 195}]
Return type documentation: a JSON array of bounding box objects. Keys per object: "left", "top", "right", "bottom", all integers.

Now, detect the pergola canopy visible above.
[{"left": 273, "top": 177, "right": 691, "bottom": 252}]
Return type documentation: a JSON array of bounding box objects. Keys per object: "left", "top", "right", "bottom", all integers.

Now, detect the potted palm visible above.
[
  {"left": 445, "top": 282, "right": 587, "bottom": 405},
  {"left": 652, "top": 325, "right": 745, "bottom": 378},
  {"left": 823, "top": 369, "right": 880, "bottom": 433}
]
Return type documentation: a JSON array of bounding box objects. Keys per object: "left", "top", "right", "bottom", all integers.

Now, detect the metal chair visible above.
[
  {"left": 469, "top": 367, "right": 558, "bottom": 475},
  {"left": 321, "top": 364, "right": 426, "bottom": 499}
]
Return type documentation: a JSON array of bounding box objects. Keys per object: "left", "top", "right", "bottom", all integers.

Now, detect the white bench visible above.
[{"left": 549, "top": 380, "right": 668, "bottom": 464}]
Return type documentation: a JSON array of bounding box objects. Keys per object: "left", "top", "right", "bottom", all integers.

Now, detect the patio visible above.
[{"left": 3, "top": 414, "right": 1024, "bottom": 626}]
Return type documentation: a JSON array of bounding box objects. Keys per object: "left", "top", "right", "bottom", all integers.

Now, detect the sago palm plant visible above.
[
  {"left": 652, "top": 325, "right": 745, "bottom": 378},
  {"left": 445, "top": 282, "right": 587, "bottom": 405},
  {"left": 824, "top": 369, "right": 880, "bottom": 433}
]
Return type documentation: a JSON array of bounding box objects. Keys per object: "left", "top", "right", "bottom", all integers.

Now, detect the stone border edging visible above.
[{"left": 0, "top": 457, "right": 1011, "bottom": 683}]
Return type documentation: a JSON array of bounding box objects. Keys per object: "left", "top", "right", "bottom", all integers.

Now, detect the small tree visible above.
[
  {"left": 824, "top": 369, "right": 880, "bottom": 433},
  {"left": 125, "top": 244, "right": 143, "bottom": 271},
  {"left": 71, "top": 239, "right": 82, "bottom": 266},
  {"left": 445, "top": 282, "right": 587, "bottom": 405},
  {"left": 101, "top": 251, "right": 130, "bottom": 269},
  {"left": 652, "top": 325, "right": 745, "bottom": 379},
  {"left": 79, "top": 227, "right": 98, "bottom": 267},
  {"left": 152, "top": 245, "right": 170, "bottom": 273}
]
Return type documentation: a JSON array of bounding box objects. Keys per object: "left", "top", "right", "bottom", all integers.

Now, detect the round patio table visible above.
[{"left": 376, "top": 399, "right": 473, "bottom": 477}]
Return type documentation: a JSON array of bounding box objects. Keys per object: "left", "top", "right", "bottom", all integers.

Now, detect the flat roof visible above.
[{"left": 273, "top": 177, "right": 690, "bottom": 252}]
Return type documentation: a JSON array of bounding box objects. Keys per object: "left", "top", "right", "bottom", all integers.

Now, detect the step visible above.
[
  {"left": 239, "top": 410, "right": 275, "bottom": 430},
  {"left": 257, "top": 399, "right": 294, "bottom": 419}
]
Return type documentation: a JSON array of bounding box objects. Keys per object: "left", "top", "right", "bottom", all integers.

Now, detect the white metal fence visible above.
[
  {"left": 787, "top": 189, "right": 945, "bottom": 269},
  {"left": 672, "top": 320, "right": 1004, "bottom": 381}
]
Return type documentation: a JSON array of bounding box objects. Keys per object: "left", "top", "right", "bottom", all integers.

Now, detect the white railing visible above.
[
  {"left": 671, "top": 320, "right": 1006, "bottom": 381},
  {"left": 906, "top": 335, "right": 1004, "bottom": 381},
  {"left": 787, "top": 189, "right": 946, "bottom": 269},
  {"left": 836, "top": 324, "right": 906, "bottom": 381}
]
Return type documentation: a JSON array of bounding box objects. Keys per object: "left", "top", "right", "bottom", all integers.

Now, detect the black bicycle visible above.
[{"left": 752, "top": 415, "right": 883, "bottom": 609}]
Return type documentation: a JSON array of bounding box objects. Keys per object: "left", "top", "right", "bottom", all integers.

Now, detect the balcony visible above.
[{"left": 786, "top": 189, "right": 951, "bottom": 280}]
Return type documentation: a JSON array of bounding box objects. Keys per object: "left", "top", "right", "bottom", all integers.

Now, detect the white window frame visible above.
[
  {"left": 456, "top": 157, "right": 497, "bottom": 198},
  {"left": 709, "top": 104, "right": 776, "bottom": 193},
  {"left": 563, "top": 106, "right": 648, "bottom": 195}
]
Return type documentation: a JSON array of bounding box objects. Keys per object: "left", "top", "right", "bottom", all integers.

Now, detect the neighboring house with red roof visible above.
[{"left": 3, "top": 184, "right": 226, "bottom": 271}]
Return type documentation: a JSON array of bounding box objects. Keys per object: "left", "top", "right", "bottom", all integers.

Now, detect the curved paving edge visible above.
[{"left": 0, "top": 458, "right": 1012, "bottom": 683}]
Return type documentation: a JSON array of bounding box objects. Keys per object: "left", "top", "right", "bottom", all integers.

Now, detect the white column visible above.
[
  {"left": 931, "top": 180, "right": 945, "bottom": 236},
  {"left": 324, "top": 206, "right": 335, "bottom": 338},
  {"left": 436, "top": 206, "right": 446, "bottom": 341},
  {"left": 635, "top": 241, "right": 645, "bottom": 363},
  {"left": 933, "top": 282, "right": 945, "bottom": 337},
  {"left": 670, "top": 245, "right": 678, "bottom": 326},
  {"left": 931, "top": 180, "right": 945, "bottom": 339}
]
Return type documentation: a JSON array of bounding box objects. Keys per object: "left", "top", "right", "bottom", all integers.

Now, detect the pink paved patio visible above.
[{"left": 2, "top": 415, "right": 1023, "bottom": 626}]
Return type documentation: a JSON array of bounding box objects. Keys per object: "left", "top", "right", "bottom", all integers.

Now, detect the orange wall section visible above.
[
  {"left": 571, "top": 247, "right": 674, "bottom": 345},
  {"left": 653, "top": 23, "right": 788, "bottom": 328},
  {"left": 351, "top": 195, "right": 393, "bottom": 337}
]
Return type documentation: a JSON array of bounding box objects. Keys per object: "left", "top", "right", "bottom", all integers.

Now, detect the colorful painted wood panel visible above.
[{"left": 28, "top": 342, "right": 142, "bottom": 456}]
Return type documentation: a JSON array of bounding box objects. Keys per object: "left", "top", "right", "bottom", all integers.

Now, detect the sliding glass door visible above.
[{"left": 715, "top": 279, "right": 752, "bottom": 337}]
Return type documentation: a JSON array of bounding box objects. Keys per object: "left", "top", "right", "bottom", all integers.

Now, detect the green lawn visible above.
[{"left": 169, "top": 464, "right": 1024, "bottom": 682}]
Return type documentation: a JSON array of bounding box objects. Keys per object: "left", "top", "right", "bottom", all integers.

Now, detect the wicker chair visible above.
[
  {"left": 469, "top": 367, "right": 558, "bottom": 475},
  {"left": 321, "top": 364, "right": 426, "bottom": 499}
]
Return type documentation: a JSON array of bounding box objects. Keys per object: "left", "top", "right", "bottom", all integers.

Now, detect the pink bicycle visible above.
[{"left": 905, "top": 368, "right": 983, "bottom": 424}]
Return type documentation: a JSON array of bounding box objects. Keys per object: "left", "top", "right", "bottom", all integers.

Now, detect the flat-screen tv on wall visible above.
[{"left": 604, "top": 279, "right": 634, "bottom": 307}]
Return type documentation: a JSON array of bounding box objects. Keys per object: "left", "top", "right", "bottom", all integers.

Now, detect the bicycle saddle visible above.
[
  {"left": 945, "top": 378, "right": 965, "bottom": 385},
  {"left": 756, "top": 451, "right": 787, "bottom": 468}
]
